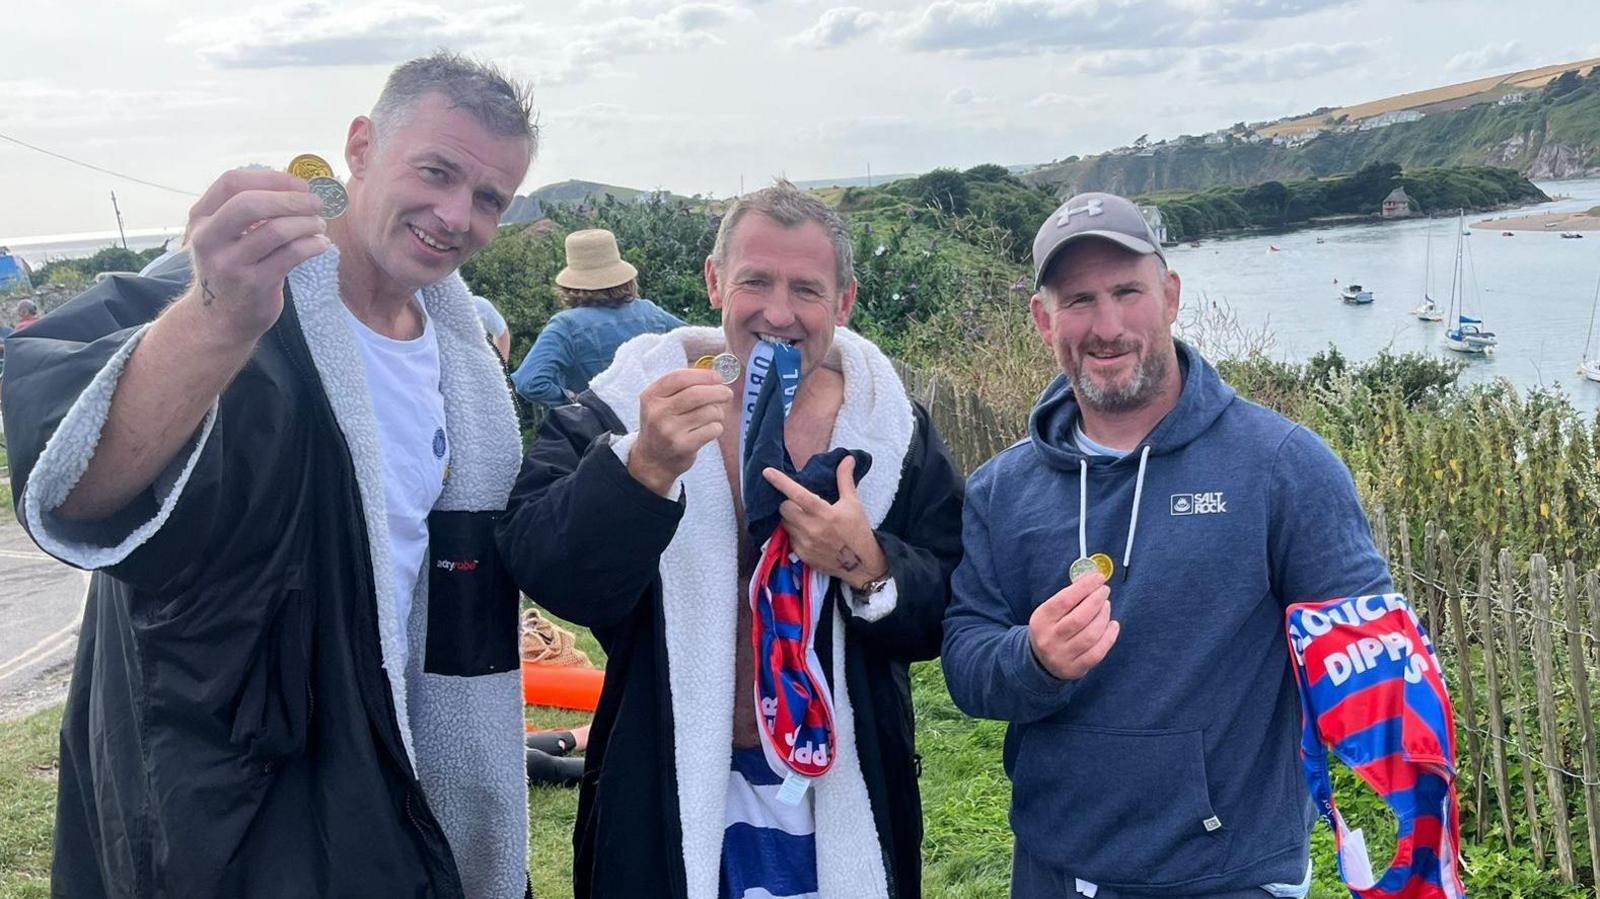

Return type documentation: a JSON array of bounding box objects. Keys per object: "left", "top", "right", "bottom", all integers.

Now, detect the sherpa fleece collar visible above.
[{"left": 589, "top": 325, "right": 915, "bottom": 899}]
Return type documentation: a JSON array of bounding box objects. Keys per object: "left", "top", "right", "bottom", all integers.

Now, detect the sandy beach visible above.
[{"left": 1470, "top": 210, "right": 1600, "bottom": 231}]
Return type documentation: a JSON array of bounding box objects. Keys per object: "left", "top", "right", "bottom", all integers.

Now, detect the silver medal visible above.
[
  {"left": 711, "top": 352, "right": 742, "bottom": 385},
  {"left": 1069, "top": 557, "right": 1098, "bottom": 582},
  {"left": 307, "top": 176, "right": 348, "bottom": 220}
]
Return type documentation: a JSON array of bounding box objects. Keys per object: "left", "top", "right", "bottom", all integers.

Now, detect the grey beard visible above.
[{"left": 1070, "top": 348, "right": 1170, "bottom": 413}]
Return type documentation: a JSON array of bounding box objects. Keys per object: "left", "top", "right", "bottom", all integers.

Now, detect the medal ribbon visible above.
[{"left": 743, "top": 340, "right": 837, "bottom": 780}]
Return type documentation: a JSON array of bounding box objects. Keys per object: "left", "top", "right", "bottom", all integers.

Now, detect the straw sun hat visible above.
[{"left": 555, "top": 229, "right": 638, "bottom": 291}]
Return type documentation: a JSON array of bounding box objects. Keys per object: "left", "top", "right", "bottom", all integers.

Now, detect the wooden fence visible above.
[
  {"left": 1374, "top": 509, "right": 1600, "bottom": 890},
  {"left": 892, "top": 361, "right": 1019, "bottom": 474}
]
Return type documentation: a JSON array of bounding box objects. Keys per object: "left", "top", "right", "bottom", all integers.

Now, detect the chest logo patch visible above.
[{"left": 1171, "top": 491, "right": 1227, "bottom": 515}]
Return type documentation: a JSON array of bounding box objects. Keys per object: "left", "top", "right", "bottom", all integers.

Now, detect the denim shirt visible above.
[{"left": 510, "top": 299, "right": 685, "bottom": 406}]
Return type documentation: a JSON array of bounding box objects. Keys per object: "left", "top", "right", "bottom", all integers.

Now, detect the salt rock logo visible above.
[{"left": 1171, "top": 492, "right": 1227, "bottom": 515}]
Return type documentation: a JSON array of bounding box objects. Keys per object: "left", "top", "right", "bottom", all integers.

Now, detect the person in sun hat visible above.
[
  {"left": 941, "top": 191, "right": 1394, "bottom": 899},
  {"left": 510, "top": 227, "right": 684, "bottom": 406}
]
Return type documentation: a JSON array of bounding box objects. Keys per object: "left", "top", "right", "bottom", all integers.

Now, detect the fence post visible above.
[
  {"left": 1501, "top": 549, "right": 1547, "bottom": 862},
  {"left": 1530, "top": 554, "right": 1577, "bottom": 883},
  {"left": 1439, "top": 531, "right": 1485, "bottom": 834},
  {"left": 1475, "top": 545, "right": 1514, "bottom": 848},
  {"left": 1423, "top": 521, "right": 1440, "bottom": 637},
  {"left": 1565, "top": 564, "right": 1600, "bottom": 889},
  {"left": 1398, "top": 512, "right": 1416, "bottom": 610}
]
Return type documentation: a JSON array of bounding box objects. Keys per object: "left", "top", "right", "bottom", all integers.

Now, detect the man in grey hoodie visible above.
[{"left": 942, "top": 192, "right": 1392, "bottom": 898}]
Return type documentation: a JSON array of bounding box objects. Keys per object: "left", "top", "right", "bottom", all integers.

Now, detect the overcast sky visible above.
[{"left": 4, "top": 0, "right": 1596, "bottom": 239}]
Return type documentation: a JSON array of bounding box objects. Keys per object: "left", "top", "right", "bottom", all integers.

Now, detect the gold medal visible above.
[{"left": 289, "top": 153, "right": 334, "bottom": 180}]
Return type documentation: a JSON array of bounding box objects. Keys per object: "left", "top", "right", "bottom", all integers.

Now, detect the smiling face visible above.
[
  {"left": 341, "top": 92, "right": 530, "bottom": 292},
  {"left": 705, "top": 213, "right": 857, "bottom": 374},
  {"left": 1031, "top": 238, "right": 1182, "bottom": 413}
]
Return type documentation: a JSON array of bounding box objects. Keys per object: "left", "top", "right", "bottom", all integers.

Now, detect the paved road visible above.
[{"left": 0, "top": 514, "right": 87, "bottom": 721}]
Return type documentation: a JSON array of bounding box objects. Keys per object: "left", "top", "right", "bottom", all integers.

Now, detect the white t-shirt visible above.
[{"left": 343, "top": 302, "right": 450, "bottom": 672}]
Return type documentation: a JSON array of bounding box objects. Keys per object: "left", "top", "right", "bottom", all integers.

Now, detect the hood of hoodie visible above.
[{"left": 1028, "top": 338, "right": 1235, "bottom": 469}]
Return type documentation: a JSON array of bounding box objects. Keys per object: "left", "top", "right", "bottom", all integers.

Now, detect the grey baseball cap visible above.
[{"left": 1032, "top": 191, "right": 1166, "bottom": 288}]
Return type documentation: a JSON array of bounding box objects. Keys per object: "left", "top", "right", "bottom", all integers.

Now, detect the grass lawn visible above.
[
  {"left": 0, "top": 705, "right": 61, "bottom": 899},
  {"left": 1, "top": 442, "right": 12, "bottom": 521},
  {"left": 0, "top": 616, "right": 1383, "bottom": 899}
]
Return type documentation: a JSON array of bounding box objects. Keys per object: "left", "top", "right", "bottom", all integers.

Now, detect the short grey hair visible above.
[
  {"left": 712, "top": 180, "right": 854, "bottom": 295},
  {"left": 371, "top": 51, "right": 538, "bottom": 152}
]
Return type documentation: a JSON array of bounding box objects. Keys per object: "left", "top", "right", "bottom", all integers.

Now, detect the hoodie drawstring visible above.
[
  {"left": 1124, "top": 446, "right": 1151, "bottom": 572},
  {"left": 1077, "top": 445, "right": 1153, "bottom": 578}
]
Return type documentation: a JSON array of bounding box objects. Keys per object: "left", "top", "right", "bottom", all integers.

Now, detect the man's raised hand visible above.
[
  {"left": 628, "top": 368, "right": 732, "bottom": 496},
  {"left": 185, "top": 170, "right": 330, "bottom": 343}
]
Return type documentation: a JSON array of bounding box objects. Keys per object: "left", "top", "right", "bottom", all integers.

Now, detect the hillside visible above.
[
  {"left": 1028, "top": 61, "right": 1600, "bottom": 197},
  {"left": 502, "top": 179, "right": 658, "bottom": 224},
  {"left": 1262, "top": 56, "right": 1600, "bottom": 137},
  {"left": 1145, "top": 163, "right": 1547, "bottom": 242}
]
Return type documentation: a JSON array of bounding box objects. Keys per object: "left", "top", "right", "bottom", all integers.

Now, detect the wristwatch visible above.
[{"left": 853, "top": 571, "right": 891, "bottom": 596}]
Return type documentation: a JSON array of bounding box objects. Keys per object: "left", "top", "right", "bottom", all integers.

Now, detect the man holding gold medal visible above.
[
  {"left": 942, "top": 193, "right": 1393, "bottom": 898},
  {"left": 497, "top": 181, "right": 965, "bottom": 899},
  {"left": 3, "top": 53, "right": 537, "bottom": 897}
]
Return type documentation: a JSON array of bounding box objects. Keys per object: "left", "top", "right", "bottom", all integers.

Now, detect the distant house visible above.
[
  {"left": 1382, "top": 187, "right": 1414, "bottom": 218},
  {"left": 1497, "top": 91, "right": 1528, "bottom": 106},
  {"left": 1138, "top": 205, "right": 1169, "bottom": 245},
  {"left": 1359, "top": 109, "right": 1424, "bottom": 131},
  {"left": 1204, "top": 132, "right": 1227, "bottom": 145}
]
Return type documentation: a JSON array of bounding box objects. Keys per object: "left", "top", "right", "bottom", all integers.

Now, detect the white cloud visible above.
[
  {"left": 1445, "top": 40, "right": 1527, "bottom": 75},
  {"left": 787, "top": 7, "right": 886, "bottom": 48},
  {"left": 0, "top": 80, "right": 235, "bottom": 132},
  {"left": 172, "top": 1, "right": 524, "bottom": 68},
  {"left": 1194, "top": 41, "right": 1381, "bottom": 84},
  {"left": 897, "top": 0, "right": 1357, "bottom": 57},
  {"left": 1026, "top": 91, "right": 1105, "bottom": 109},
  {"left": 945, "top": 86, "right": 986, "bottom": 105},
  {"left": 1070, "top": 49, "right": 1177, "bottom": 77},
  {"left": 511, "top": 3, "right": 749, "bottom": 84}
]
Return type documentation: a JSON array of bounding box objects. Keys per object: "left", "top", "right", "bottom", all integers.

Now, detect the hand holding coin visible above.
[
  {"left": 183, "top": 168, "right": 331, "bottom": 344},
  {"left": 1028, "top": 570, "right": 1119, "bottom": 681},
  {"left": 628, "top": 368, "right": 733, "bottom": 497}
]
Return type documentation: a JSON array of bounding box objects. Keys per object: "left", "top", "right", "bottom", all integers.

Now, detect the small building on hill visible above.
[
  {"left": 1138, "top": 205, "right": 1170, "bottom": 245},
  {"left": 1382, "top": 186, "right": 1414, "bottom": 218}
]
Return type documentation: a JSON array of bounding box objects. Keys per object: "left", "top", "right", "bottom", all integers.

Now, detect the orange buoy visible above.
[{"left": 522, "top": 661, "right": 604, "bottom": 711}]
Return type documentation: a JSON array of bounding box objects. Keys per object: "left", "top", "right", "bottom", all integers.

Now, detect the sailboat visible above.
[
  {"left": 1443, "top": 209, "right": 1498, "bottom": 355},
  {"left": 1579, "top": 270, "right": 1600, "bottom": 382},
  {"left": 1412, "top": 216, "right": 1443, "bottom": 321}
]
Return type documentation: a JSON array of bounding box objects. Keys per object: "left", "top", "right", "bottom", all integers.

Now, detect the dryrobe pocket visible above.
[
  {"left": 424, "top": 510, "right": 520, "bottom": 677},
  {"left": 230, "top": 585, "right": 314, "bottom": 763},
  {"left": 1011, "top": 723, "right": 1233, "bottom": 888}
]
